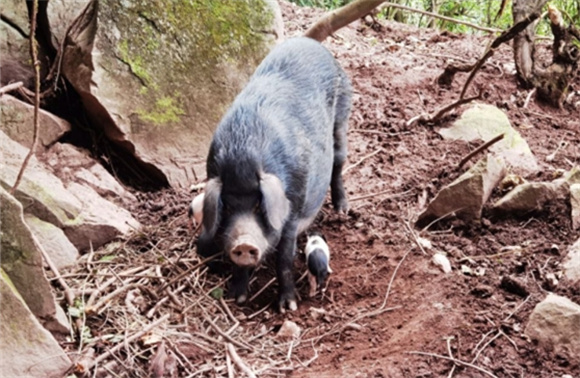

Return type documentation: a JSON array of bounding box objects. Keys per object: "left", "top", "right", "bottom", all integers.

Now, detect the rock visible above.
[
  {"left": 493, "top": 167, "right": 579, "bottom": 217},
  {"left": 525, "top": 293, "right": 580, "bottom": 359},
  {"left": 570, "top": 183, "right": 580, "bottom": 230},
  {"left": 277, "top": 320, "right": 301, "bottom": 340},
  {"left": 0, "top": 1, "right": 33, "bottom": 86},
  {"left": 417, "top": 155, "right": 506, "bottom": 227},
  {"left": 64, "top": 182, "right": 140, "bottom": 250},
  {"left": 0, "top": 270, "right": 72, "bottom": 378},
  {"left": 500, "top": 275, "right": 529, "bottom": 297},
  {"left": 439, "top": 103, "right": 538, "bottom": 175},
  {"left": 0, "top": 130, "right": 140, "bottom": 251},
  {"left": 563, "top": 238, "right": 580, "bottom": 283},
  {"left": 24, "top": 214, "right": 79, "bottom": 270},
  {"left": 432, "top": 253, "right": 452, "bottom": 273},
  {"left": 0, "top": 187, "right": 63, "bottom": 328},
  {"left": 492, "top": 181, "right": 567, "bottom": 215},
  {"left": 46, "top": 0, "right": 283, "bottom": 187},
  {"left": 45, "top": 142, "right": 137, "bottom": 202},
  {"left": 0, "top": 95, "right": 71, "bottom": 152}
]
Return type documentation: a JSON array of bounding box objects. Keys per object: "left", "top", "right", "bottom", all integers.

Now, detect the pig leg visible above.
[
  {"left": 230, "top": 266, "right": 252, "bottom": 304},
  {"left": 276, "top": 225, "right": 298, "bottom": 313},
  {"left": 330, "top": 87, "right": 351, "bottom": 212}
]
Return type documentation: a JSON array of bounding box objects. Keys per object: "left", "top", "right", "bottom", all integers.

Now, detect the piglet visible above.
[{"left": 305, "top": 233, "right": 332, "bottom": 297}]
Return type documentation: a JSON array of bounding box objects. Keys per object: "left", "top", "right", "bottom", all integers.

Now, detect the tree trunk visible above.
[
  {"left": 513, "top": 1, "right": 579, "bottom": 107},
  {"left": 512, "top": 0, "right": 549, "bottom": 87}
]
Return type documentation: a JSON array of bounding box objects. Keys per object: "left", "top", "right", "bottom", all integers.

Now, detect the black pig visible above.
[{"left": 197, "top": 37, "right": 351, "bottom": 312}]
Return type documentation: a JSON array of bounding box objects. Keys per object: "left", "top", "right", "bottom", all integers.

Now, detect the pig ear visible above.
[
  {"left": 260, "top": 173, "right": 290, "bottom": 231},
  {"left": 202, "top": 178, "right": 222, "bottom": 236}
]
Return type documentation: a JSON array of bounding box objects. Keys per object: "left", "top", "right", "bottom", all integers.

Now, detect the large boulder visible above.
[
  {"left": 439, "top": 103, "right": 538, "bottom": 176},
  {"left": 417, "top": 155, "right": 506, "bottom": 227},
  {"left": 45, "top": 142, "right": 136, "bottom": 202},
  {"left": 525, "top": 293, "right": 580, "bottom": 359},
  {"left": 0, "top": 270, "right": 72, "bottom": 378},
  {"left": 0, "top": 0, "right": 34, "bottom": 86},
  {"left": 0, "top": 95, "right": 71, "bottom": 152},
  {"left": 0, "top": 187, "right": 63, "bottom": 330},
  {"left": 0, "top": 129, "right": 140, "bottom": 251},
  {"left": 46, "top": 0, "right": 284, "bottom": 187},
  {"left": 24, "top": 214, "right": 79, "bottom": 270}
]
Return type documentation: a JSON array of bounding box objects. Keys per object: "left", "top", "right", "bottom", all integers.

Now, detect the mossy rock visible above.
[{"left": 48, "top": 0, "right": 283, "bottom": 186}]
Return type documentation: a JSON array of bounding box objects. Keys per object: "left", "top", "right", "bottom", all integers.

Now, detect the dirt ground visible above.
[{"left": 59, "top": 2, "right": 580, "bottom": 377}]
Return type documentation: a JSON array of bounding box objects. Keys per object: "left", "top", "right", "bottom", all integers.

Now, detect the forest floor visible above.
[{"left": 60, "top": 2, "right": 580, "bottom": 377}]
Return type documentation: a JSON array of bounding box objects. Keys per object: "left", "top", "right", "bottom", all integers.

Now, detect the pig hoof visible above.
[
  {"left": 278, "top": 298, "right": 298, "bottom": 313},
  {"left": 333, "top": 198, "right": 349, "bottom": 213},
  {"left": 235, "top": 294, "right": 248, "bottom": 304}
]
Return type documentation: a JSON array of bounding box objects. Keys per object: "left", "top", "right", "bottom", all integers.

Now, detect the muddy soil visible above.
[{"left": 60, "top": 2, "right": 579, "bottom": 377}]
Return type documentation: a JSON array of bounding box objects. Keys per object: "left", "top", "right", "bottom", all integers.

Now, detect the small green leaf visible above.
[
  {"left": 99, "top": 255, "right": 116, "bottom": 262},
  {"left": 210, "top": 287, "right": 224, "bottom": 300},
  {"left": 68, "top": 307, "right": 82, "bottom": 318}
]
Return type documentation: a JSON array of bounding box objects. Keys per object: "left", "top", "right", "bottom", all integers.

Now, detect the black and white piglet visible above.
[
  {"left": 305, "top": 233, "right": 332, "bottom": 298},
  {"left": 197, "top": 37, "right": 352, "bottom": 312}
]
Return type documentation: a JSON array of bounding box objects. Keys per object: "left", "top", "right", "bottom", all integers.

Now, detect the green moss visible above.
[
  {"left": 137, "top": 96, "right": 185, "bottom": 125},
  {"left": 117, "top": 40, "right": 153, "bottom": 87},
  {"left": 102, "top": 0, "right": 273, "bottom": 128}
]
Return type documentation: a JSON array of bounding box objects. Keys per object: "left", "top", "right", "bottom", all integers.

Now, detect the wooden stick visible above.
[
  {"left": 88, "top": 314, "right": 170, "bottom": 370},
  {"left": 0, "top": 81, "right": 24, "bottom": 96},
  {"left": 457, "top": 133, "right": 505, "bottom": 170},
  {"left": 408, "top": 351, "right": 499, "bottom": 378},
  {"left": 459, "top": 12, "right": 541, "bottom": 99},
  {"left": 10, "top": 0, "right": 39, "bottom": 195},
  {"left": 226, "top": 343, "right": 257, "bottom": 378},
  {"left": 204, "top": 315, "right": 255, "bottom": 352},
  {"left": 349, "top": 188, "right": 412, "bottom": 203},
  {"left": 377, "top": 2, "right": 501, "bottom": 33},
  {"left": 343, "top": 148, "right": 384, "bottom": 174},
  {"left": 407, "top": 92, "right": 481, "bottom": 127},
  {"left": 225, "top": 344, "right": 235, "bottom": 378}
]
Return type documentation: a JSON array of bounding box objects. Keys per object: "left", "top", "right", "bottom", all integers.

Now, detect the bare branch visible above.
[
  {"left": 458, "top": 133, "right": 505, "bottom": 170},
  {"left": 0, "top": 81, "right": 24, "bottom": 96},
  {"left": 10, "top": 0, "right": 40, "bottom": 194}
]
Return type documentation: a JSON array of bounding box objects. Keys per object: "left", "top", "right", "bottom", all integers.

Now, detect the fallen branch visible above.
[
  {"left": 350, "top": 188, "right": 412, "bottom": 203},
  {"left": 304, "top": 1, "right": 502, "bottom": 42},
  {"left": 377, "top": 2, "right": 501, "bottom": 33},
  {"left": 459, "top": 11, "right": 541, "bottom": 99},
  {"left": 226, "top": 343, "right": 257, "bottom": 378},
  {"left": 204, "top": 314, "right": 255, "bottom": 352},
  {"left": 88, "top": 314, "right": 170, "bottom": 370},
  {"left": 407, "top": 92, "right": 481, "bottom": 127},
  {"left": 343, "top": 148, "right": 384, "bottom": 174},
  {"left": 408, "top": 351, "right": 499, "bottom": 378},
  {"left": 0, "top": 81, "right": 24, "bottom": 96},
  {"left": 10, "top": 0, "right": 40, "bottom": 195},
  {"left": 457, "top": 133, "right": 505, "bottom": 170}
]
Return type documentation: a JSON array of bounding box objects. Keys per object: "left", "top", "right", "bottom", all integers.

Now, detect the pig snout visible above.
[{"left": 227, "top": 215, "right": 269, "bottom": 267}]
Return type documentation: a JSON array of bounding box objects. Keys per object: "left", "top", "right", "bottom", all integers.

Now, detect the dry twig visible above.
[
  {"left": 88, "top": 314, "right": 170, "bottom": 371},
  {"left": 457, "top": 133, "right": 505, "bottom": 170},
  {"left": 0, "top": 81, "right": 24, "bottom": 96},
  {"left": 11, "top": 0, "right": 40, "bottom": 194},
  {"left": 226, "top": 343, "right": 257, "bottom": 378},
  {"left": 407, "top": 92, "right": 481, "bottom": 127},
  {"left": 408, "top": 351, "right": 499, "bottom": 378}
]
